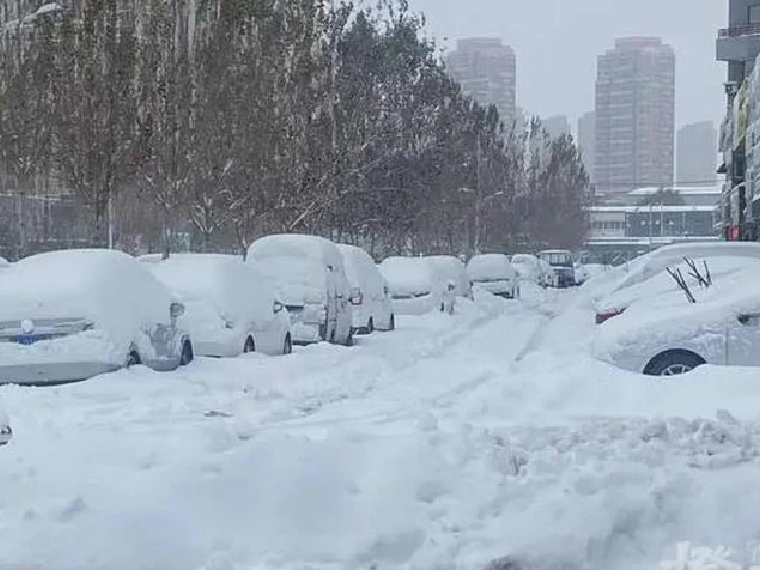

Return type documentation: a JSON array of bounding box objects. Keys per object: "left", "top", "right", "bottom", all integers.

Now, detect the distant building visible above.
[
  {"left": 542, "top": 115, "right": 571, "bottom": 139},
  {"left": 676, "top": 121, "right": 717, "bottom": 185},
  {"left": 446, "top": 38, "right": 517, "bottom": 125},
  {"left": 595, "top": 37, "right": 676, "bottom": 194},
  {"left": 715, "top": 0, "right": 760, "bottom": 240},
  {"left": 577, "top": 111, "right": 596, "bottom": 183}
]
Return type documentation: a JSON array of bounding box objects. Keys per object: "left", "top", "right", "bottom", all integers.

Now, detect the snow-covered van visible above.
[{"left": 248, "top": 234, "right": 354, "bottom": 346}]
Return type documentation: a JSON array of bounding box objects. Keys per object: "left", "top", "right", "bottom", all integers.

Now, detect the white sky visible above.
[{"left": 408, "top": 0, "right": 728, "bottom": 133}]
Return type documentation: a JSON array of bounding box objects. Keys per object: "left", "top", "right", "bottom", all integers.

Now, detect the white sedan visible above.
[
  {"left": 593, "top": 257, "right": 760, "bottom": 376},
  {"left": 0, "top": 249, "right": 193, "bottom": 385},
  {"left": 144, "top": 254, "right": 293, "bottom": 357}
]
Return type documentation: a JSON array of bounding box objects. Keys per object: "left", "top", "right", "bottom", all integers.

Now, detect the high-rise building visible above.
[
  {"left": 676, "top": 121, "right": 718, "bottom": 185},
  {"left": 595, "top": 37, "right": 675, "bottom": 194},
  {"left": 542, "top": 115, "right": 571, "bottom": 139},
  {"left": 446, "top": 38, "right": 517, "bottom": 126},
  {"left": 716, "top": 0, "right": 760, "bottom": 240},
  {"left": 577, "top": 111, "right": 596, "bottom": 183}
]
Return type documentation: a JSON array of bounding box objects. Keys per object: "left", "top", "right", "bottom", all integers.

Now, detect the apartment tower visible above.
[
  {"left": 446, "top": 38, "right": 517, "bottom": 126},
  {"left": 595, "top": 37, "right": 676, "bottom": 193}
]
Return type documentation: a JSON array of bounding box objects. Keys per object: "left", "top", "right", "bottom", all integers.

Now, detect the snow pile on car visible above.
[
  {"left": 0, "top": 250, "right": 173, "bottom": 364},
  {"left": 467, "top": 254, "right": 516, "bottom": 282},
  {"left": 379, "top": 256, "right": 434, "bottom": 298},
  {"left": 248, "top": 235, "right": 342, "bottom": 306}
]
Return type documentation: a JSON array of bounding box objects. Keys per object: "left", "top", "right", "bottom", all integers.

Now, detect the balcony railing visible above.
[{"left": 718, "top": 23, "right": 760, "bottom": 38}]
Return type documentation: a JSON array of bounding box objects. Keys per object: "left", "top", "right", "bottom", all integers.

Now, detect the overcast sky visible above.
[{"left": 408, "top": 0, "right": 728, "bottom": 133}]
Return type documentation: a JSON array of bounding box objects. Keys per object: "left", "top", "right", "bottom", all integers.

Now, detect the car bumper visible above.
[
  {"left": 291, "top": 322, "right": 323, "bottom": 345},
  {"left": 0, "top": 361, "right": 121, "bottom": 385}
]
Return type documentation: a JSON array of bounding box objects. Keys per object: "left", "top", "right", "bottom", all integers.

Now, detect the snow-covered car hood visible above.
[
  {"left": 0, "top": 249, "right": 173, "bottom": 350},
  {"left": 379, "top": 257, "right": 434, "bottom": 297}
]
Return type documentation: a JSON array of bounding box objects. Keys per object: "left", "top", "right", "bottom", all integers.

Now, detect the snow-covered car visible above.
[
  {"left": 593, "top": 257, "right": 760, "bottom": 376},
  {"left": 593, "top": 242, "right": 760, "bottom": 324},
  {"left": 144, "top": 254, "right": 293, "bottom": 357},
  {"left": 0, "top": 256, "right": 9, "bottom": 268},
  {"left": 539, "top": 249, "right": 577, "bottom": 288},
  {"left": 337, "top": 244, "right": 394, "bottom": 334},
  {"left": 0, "top": 249, "right": 193, "bottom": 385},
  {"left": 0, "top": 397, "right": 11, "bottom": 446},
  {"left": 379, "top": 256, "right": 455, "bottom": 315},
  {"left": 248, "top": 234, "right": 354, "bottom": 346},
  {"left": 466, "top": 254, "right": 518, "bottom": 299},
  {"left": 424, "top": 255, "right": 473, "bottom": 300},
  {"left": 510, "top": 254, "right": 546, "bottom": 287}
]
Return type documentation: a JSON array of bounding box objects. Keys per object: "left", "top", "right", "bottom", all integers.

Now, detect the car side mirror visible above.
[
  {"left": 273, "top": 301, "right": 284, "bottom": 314},
  {"left": 170, "top": 302, "right": 185, "bottom": 319},
  {"left": 447, "top": 281, "right": 456, "bottom": 292}
]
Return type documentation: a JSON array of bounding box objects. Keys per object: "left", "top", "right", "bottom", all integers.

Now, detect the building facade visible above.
[
  {"left": 446, "top": 38, "right": 517, "bottom": 126},
  {"left": 595, "top": 37, "right": 676, "bottom": 194},
  {"left": 577, "top": 111, "right": 596, "bottom": 183},
  {"left": 716, "top": 0, "right": 760, "bottom": 240},
  {"left": 676, "top": 121, "right": 718, "bottom": 185}
]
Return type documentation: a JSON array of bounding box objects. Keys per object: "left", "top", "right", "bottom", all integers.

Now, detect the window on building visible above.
[{"left": 750, "top": 4, "right": 760, "bottom": 24}]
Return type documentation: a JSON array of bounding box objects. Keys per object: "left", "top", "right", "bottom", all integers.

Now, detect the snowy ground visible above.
[{"left": 4, "top": 284, "right": 760, "bottom": 570}]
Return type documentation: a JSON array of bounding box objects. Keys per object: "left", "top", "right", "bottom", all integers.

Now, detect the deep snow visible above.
[{"left": 3, "top": 283, "right": 760, "bottom": 570}]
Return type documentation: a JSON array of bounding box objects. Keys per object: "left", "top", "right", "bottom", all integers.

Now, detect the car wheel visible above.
[
  {"left": 284, "top": 334, "right": 293, "bottom": 354},
  {"left": 126, "top": 350, "right": 141, "bottom": 368},
  {"left": 180, "top": 341, "right": 194, "bottom": 366},
  {"left": 389, "top": 314, "right": 395, "bottom": 331},
  {"left": 345, "top": 329, "right": 354, "bottom": 347},
  {"left": 243, "top": 336, "right": 255, "bottom": 353},
  {"left": 644, "top": 350, "right": 705, "bottom": 377},
  {"left": 366, "top": 318, "right": 374, "bottom": 334}
]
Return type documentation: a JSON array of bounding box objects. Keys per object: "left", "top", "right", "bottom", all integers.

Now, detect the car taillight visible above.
[{"left": 595, "top": 308, "right": 626, "bottom": 324}]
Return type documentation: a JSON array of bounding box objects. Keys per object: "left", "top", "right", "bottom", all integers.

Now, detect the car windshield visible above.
[{"left": 1, "top": 3, "right": 750, "bottom": 570}]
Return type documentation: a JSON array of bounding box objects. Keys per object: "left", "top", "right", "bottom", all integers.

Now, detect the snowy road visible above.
[{"left": 4, "top": 285, "right": 760, "bottom": 570}]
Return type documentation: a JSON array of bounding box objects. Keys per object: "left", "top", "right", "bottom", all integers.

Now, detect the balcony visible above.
[{"left": 717, "top": 24, "right": 760, "bottom": 62}]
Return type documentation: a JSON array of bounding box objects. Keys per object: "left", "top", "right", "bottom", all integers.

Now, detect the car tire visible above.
[
  {"left": 388, "top": 314, "right": 395, "bottom": 331},
  {"left": 243, "top": 336, "right": 255, "bottom": 353},
  {"left": 180, "top": 341, "right": 194, "bottom": 366},
  {"left": 366, "top": 318, "right": 374, "bottom": 334},
  {"left": 345, "top": 329, "right": 354, "bottom": 347},
  {"left": 284, "top": 334, "right": 293, "bottom": 355},
  {"left": 644, "top": 350, "right": 705, "bottom": 377}
]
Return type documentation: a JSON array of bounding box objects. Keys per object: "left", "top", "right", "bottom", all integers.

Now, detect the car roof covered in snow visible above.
[
  {"left": 248, "top": 234, "right": 345, "bottom": 272},
  {"left": 466, "top": 254, "right": 516, "bottom": 280}
]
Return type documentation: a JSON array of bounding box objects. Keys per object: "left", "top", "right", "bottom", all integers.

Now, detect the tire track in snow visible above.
[{"left": 251, "top": 301, "right": 546, "bottom": 435}]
